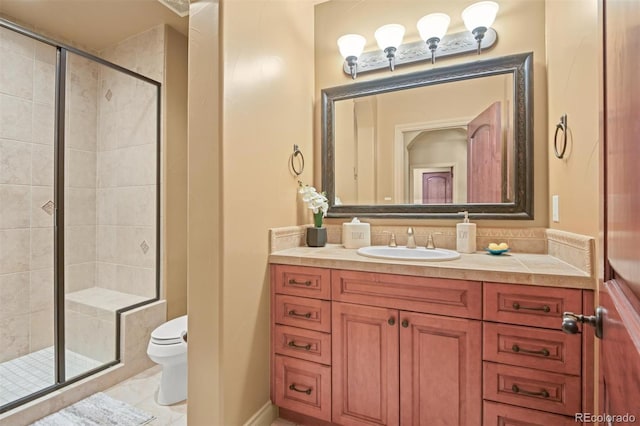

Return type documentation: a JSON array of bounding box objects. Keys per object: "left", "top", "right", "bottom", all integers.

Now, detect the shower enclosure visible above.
[{"left": 0, "top": 19, "right": 160, "bottom": 413}]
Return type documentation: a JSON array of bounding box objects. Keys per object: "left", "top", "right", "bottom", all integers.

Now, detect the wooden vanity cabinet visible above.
[
  {"left": 331, "top": 270, "right": 483, "bottom": 426},
  {"left": 271, "top": 265, "right": 593, "bottom": 426},
  {"left": 271, "top": 265, "right": 333, "bottom": 422},
  {"left": 482, "top": 282, "right": 594, "bottom": 425}
]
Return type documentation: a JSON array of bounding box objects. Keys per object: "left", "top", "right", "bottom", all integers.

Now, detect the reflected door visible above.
[
  {"left": 422, "top": 171, "right": 452, "bottom": 204},
  {"left": 467, "top": 102, "right": 502, "bottom": 203}
]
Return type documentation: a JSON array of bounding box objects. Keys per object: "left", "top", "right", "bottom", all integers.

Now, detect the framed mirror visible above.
[{"left": 321, "top": 52, "right": 533, "bottom": 219}]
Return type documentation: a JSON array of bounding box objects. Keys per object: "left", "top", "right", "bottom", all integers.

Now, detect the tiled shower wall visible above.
[
  {"left": 0, "top": 27, "right": 56, "bottom": 362},
  {"left": 96, "top": 26, "right": 162, "bottom": 299},
  {"left": 0, "top": 25, "right": 162, "bottom": 365},
  {"left": 65, "top": 54, "right": 99, "bottom": 294}
]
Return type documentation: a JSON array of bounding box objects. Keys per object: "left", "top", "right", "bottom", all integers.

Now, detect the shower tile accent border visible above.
[{"left": 269, "top": 225, "right": 595, "bottom": 277}]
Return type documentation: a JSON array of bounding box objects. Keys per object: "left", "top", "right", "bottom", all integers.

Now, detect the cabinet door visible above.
[
  {"left": 400, "top": 311, "right": 482, "bottom": 426},
  {"left": 332, "top": 302, "right": 399, "bottom": 426}
]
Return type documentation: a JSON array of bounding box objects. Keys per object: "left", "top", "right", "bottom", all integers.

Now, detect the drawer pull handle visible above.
[
  {"left": 512, "top": 302, "right": 551, "bottom": 313},
  {"left": 511, "top": 384, "right": 549, "bottom": 398},
  {"left": 288, "top": 279, "right": 312, "bottom": 287},
  {"left": 388, "top": 317, "right": 395, "bottom": 326},
  {"left": 288, "top": 310, "right": 312, "bottom": 319},
  {"left": 289, "top": 384, "right": 312, "bottom": 395},
  {"left": 512, "top": 344, "right": 550, "bottom": 357},
  {"left": 401, "top": 320, "right": 409, "bottom": 328},
  {"left": 288, "top": 341, "right": 312, "bottom": 351}
]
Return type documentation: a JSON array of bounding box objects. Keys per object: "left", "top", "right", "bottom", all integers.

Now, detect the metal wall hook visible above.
[
  {"left": 290, "top": 144, "right": 305, "bottom": 176},
  {"left": 554, "top": 114, "right": 568, "bottom": 159}
]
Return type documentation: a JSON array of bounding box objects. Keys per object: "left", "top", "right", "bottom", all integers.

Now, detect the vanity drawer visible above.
[
  {"left": 272, "top": 264, "right": 331, "bottom": 299},
  {"left": 332, "top": 269, "right": 482, "bottom": 319},
  {"left": 275, "top": 295, "right": 331, "bottom": 333},
  {"left": 274, "top": 325, "right": 331, "bottom": 365},
  {"left": 483, "top": 362, "right": 581, "bottom": 416},
  {"left": 483, "top": 283, "right": 582, "bottom": 329},
  {"left": 274, "top": 355, "right": 331, "bottom": 422},
  {"left": 483, "top": 322, "right": 581, "bottom": 375},
  {"left": 483, "top": 401, "right": 575, "bottom": 426}
]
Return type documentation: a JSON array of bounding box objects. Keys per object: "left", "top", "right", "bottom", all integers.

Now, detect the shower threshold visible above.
[{"left": 0, "top": 347, "right": 102, "bottom": 407}]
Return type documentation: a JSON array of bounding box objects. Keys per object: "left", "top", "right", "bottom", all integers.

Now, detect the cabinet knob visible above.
[
  {"left": 388, "top": 317, "right": 395, "bottom": 326},
  {"left": 401, "top": 319, "right": 409, "bottom": 328}
]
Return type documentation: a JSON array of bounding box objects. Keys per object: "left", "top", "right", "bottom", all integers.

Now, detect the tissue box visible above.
[{"left": 343, "top": 220, "right": 371, "bottom": 248}]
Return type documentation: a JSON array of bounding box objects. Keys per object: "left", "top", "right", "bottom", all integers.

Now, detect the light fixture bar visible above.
[{"left": 342, "top": 28, "right": 497, "bottom": 76}]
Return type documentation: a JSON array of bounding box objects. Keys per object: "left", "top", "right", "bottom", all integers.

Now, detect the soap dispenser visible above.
[{"left": 456, "top": 211, "right": 476, "bottom": 253}]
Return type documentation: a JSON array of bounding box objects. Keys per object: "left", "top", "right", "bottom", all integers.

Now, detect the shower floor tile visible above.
[{"left": 0, "top": 347, "right": 102, "bottom": 407}]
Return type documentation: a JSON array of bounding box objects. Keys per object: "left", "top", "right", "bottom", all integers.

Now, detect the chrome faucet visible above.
[
  {"left": 426, "top": 234, "right": 436, "bottom": 249},
  {"left": 425, "top": 232, "right": 443, "bottom": 250},
  {"left": 406, "top": 227, "right": 417, "bottom": 248},
  {"left": 388, "top": 233, "right": 397, "bottom": 247}
]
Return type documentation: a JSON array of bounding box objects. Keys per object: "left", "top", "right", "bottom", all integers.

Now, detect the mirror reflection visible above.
[
  {"left": 334, "top": 73, "right": 514, "bottom": 206},
  {"left": 322, "top": 52, "right": 533, "bottom": 219}
]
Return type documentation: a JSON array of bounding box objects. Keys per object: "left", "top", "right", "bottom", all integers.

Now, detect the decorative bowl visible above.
[{"left": 485, "top": 247, "right": 510, "bottom": 255}]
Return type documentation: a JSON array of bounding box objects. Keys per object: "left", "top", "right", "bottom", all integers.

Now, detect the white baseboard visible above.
[{"left": 243, "top": 401, "right": 277, "bottom": 426}]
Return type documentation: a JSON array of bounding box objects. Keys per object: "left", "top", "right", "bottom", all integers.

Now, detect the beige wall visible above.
[
  {"left": 187, "top": 1, "right": 222, "bottom": 425},
  {"left": 545, "top": 0, "right": 599, "bottom": 238},
  {"left": 188, "top": 0, "right": 315, "bottom": 424},
  {"left": 221, "top": 0, "right": 315, "bottom": 423},
  {"left": 163, "top": 27, "right": 188, "bottom": 320},
  {"left": 315, "top": 0, "right": 548, "bottom": 227}
]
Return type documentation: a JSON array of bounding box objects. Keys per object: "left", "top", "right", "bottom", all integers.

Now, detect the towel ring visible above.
[
  {"left": 554, "top": 114, "right": 568, "bottom": 159},
  {"left": 290, "top": 144, "right": 305, "bottom": 176}
]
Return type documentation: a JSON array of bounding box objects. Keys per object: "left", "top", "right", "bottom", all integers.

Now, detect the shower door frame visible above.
[{"left": 0, "top": 18, "right": 161, "bottom": 414}]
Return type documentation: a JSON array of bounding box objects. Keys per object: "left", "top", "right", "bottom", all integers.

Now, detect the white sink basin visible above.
[{"left": 356, "top": 246, "right": 460, "bottom": 261}]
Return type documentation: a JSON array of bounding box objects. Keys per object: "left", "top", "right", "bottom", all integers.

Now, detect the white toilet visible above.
[{"left": 147, "top": 315, "right": 188, "bottom": 405}]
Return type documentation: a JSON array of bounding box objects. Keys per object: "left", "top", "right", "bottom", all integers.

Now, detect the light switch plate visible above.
[{"left": 552, "top": 195, "right": 560, "bottom": 222}]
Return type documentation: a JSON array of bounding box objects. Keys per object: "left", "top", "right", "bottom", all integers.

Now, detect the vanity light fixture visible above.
[
  {"left": 416, "top": 13, "right": 451, "bottom": 64},
  {"left": 461, "top": 1, "right": 499, "bottom": 54},
  {"left": 337, "top": 34, "right": 367, "bottom": 79},
  {"left": 374, "top": 24, "right": 405, "bottom": 71},
  {"left": 337, "top": 4, "right": 498, "bottom": 78}
]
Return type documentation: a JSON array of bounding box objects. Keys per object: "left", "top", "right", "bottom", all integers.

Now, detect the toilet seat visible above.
[{"left": 151, "top": 315, "right": 187, "bottom": 345}]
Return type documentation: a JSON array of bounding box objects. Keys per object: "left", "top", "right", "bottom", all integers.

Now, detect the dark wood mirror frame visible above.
[{"left": 321, "top": 52, "right": 533, "bottom": 219}]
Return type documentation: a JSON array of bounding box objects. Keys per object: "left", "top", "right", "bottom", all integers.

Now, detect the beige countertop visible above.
[{"left": 269, "top": 244, "right": 595, "bottom": 290}]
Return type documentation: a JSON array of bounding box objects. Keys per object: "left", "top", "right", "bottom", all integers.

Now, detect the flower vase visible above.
[
  {"left": 306, "top": 226, "right": 327, "bottom": 247},
  {"left": 307, "top": 212, "right": 327, "bottom": 247}
]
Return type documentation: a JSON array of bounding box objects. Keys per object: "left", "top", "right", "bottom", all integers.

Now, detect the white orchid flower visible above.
[{"left": 298, "top": 181, "right": 329, "bottom": 222}]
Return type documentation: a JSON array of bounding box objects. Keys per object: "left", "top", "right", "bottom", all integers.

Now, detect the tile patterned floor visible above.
[
  {"left": 103, "top": 365, "right": 187, "bottom": 426},
  {"left": 0, "top": 347, "right": 102, "bottom": 406}
]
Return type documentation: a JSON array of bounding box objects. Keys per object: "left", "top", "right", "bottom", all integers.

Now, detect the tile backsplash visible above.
[{"left": 270, "top": 224, "right": 594, "bottom": 277}]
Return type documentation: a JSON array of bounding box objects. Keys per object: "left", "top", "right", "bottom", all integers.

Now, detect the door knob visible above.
[{"left": 562, "top": 307, "right": 604, "bottom": 339}]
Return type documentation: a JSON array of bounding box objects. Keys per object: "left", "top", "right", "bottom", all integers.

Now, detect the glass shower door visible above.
[
  {"left": 62, "top": 51, "right": 159, "bottom": 380},
  {"left": 0, "top": 26, "right": 57, "bottom": 407},
  {"left": 0, "top": 19, "right": 160, "bottom": 411}
]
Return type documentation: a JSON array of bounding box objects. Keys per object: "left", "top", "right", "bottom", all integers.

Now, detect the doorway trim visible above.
[{"left": 393, "top": 118, "right": 470, "bottom": 203}]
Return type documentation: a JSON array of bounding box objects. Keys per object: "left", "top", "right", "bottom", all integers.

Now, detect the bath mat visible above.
[{"left": 31, "top": 392, "right": 156, "bottom": 426}]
